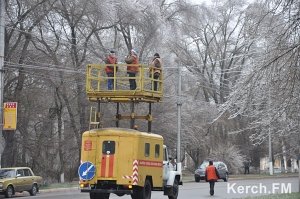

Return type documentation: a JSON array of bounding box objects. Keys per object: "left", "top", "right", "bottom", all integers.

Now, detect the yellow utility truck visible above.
[{"left": 78, "top": 128, "right": 182, "bottom": 199}]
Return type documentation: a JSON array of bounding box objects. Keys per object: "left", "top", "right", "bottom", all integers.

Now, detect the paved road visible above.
[{"left": 3, "top": 177, "right": 298, "bottom": 199}]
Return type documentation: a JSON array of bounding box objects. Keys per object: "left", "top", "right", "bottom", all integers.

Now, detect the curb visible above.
[
  {"left": 39, "top": 174, "right": 298, "bottom": 192},
  {"left": 39, "top": 186, "right": 79, "bottom": 193},
  {"left": 182, "top": 173, "right": 298, "bottom": 183}
]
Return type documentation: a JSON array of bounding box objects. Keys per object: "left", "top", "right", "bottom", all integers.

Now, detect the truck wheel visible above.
[
  {"left": 131, "top": 179, "right": 152, "bottom": 199},
  {"left": 168, "top": 179, "right": 179, "bottom": 199},
  {"left": 143, "top": 179, "right": 152, "bottom": 199},
  {"left": 195, "top": 176, "right": 200, "bottom": 182},
  {"left": 90, "top": 192, "right": 110, "bottom": 199},
  {"left": 131, "top": 186, "right": 141, "bottom": 199},
  {"left": 29, "top": 184, "right": 38, "bottom": 196},
  {"left": 5, "top": 185, "right": 14, "bottom": 198}
]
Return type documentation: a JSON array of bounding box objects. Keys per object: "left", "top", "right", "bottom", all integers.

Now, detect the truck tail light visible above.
[
  {"left": 122, "top": 185, "right": 132, "bottom": 189},
  {"left": 80, "top": 183, "right": 89, "bottom": 188}
]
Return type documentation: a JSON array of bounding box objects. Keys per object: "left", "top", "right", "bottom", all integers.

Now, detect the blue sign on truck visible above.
[{"left": 78, "top": 161, "right": 95, "bottom": 180}]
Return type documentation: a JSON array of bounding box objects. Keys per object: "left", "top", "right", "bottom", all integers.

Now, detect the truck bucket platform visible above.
[{"left": 86, "top": 64, "right": 163, "bottom": 103}]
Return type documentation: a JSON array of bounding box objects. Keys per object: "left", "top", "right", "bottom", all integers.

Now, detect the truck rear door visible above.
[
  {"left": 97, "top": 138, "right": 119, "bottom": 179},
  {"left": 117, "top": 138, "right": 135, "bottom": 185}
]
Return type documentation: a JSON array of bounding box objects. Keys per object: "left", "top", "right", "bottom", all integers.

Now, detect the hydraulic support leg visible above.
[
  {"left": 130, "top": 101, "right": 135, "bottom": 129},
  {"left": 116, "top": 102, "right": 120, "bottom": 127},
  {"left": 97, "top": 99, "right": 101, "bottom": 128},
  {"left": 148, "top": 103, "right": 152, "bottom": 132}
]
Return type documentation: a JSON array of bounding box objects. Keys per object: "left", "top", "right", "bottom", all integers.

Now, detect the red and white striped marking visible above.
[
  {"left": 122, "top": 175, "right": 132, "bottom": 179},
  {"left": 132, "top": 160, "right": 139, "bottom": 185}
]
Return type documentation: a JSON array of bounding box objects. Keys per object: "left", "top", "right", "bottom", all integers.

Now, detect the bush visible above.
[{"left": 208, "top": 144, "right": 245, "bottom": 174}]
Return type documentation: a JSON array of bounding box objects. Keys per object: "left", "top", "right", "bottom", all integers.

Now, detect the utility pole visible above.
[
  {"left": 176, "top": 65, "right": 182, "bottom": 166},
  {"left": 0, "top": 0, "right": 6, "bottom": 168},
  {"left": 268, "top": 131, "right": 273, "bottom": 175},
  {"left": 298, "top": 132, "right": 300, "bottom": 193},
  {"left": 268, "top": 88, "right": 273, "bottom": 175}
]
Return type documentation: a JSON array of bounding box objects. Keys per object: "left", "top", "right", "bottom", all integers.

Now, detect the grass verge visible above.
[{"left": 40, "top": 182, "right": 78, "bottom": 190}]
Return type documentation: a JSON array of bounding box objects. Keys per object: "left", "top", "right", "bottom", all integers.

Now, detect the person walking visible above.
[
  {"left": 244, "top": 159, "right": 250, "bottom": 174},
  {"left": 125, "top": 49, "right": 139, "bottom": 90},
  {"left": 149, "top": 53, "right": 162, "bottom": 91},
  {"left": 104, "top": 50, "right": 118, "bottom": 90},
  {"left": 205, "top": 160, "right": 220, "bottom": 196}
]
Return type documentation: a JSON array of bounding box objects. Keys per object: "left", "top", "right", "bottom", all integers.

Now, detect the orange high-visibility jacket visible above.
[
  {"left": 205, "top": 165, "right": 219, "bottom": 181},
  {"left": 105, "top": 56, "right": 118, "bottom": 73},
  {"left": 126, "top": 55, "right": 139, "bottom": 73}
]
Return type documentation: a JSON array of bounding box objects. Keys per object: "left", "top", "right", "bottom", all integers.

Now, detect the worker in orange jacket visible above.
[
  {"left": 125, "top": 49, "right": 139, "bottom": 90},
  {"left": 105, "top": 50, "right": 118, "bottom": 90},
  {"left": 205, "top": 160, "right": 220, "bottom": 196},
  {"left": 149, "top": 53, "right": 162, "bottom": 91}
]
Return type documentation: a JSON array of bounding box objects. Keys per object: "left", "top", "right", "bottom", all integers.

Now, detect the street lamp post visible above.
[
  {"left": 298, "top": 132, "right": 300, "bottom": 193},
  {"left": 0, "top": 0, "right": 6, "bottom": 168},
  {"left": 298, "top": 155, "right": 300, "bottom": 193},
  {"left": 177, "top": 65, "right": 182, "bottom": 165}
]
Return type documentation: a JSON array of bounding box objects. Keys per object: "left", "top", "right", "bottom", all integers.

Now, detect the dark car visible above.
[{"left": 194, "top": 161, "right": 228, "bottom": 182}]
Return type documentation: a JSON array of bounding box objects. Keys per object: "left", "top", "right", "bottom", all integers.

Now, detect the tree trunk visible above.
[
  {"left": 1, "top": 131, "right": 15, "bottom": 167},
  {"left": 2, "top": 33, "right": 31, "bottom": 167},
  {"left": 55, "top": 88, "right": 64, "bottom": 182}
]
